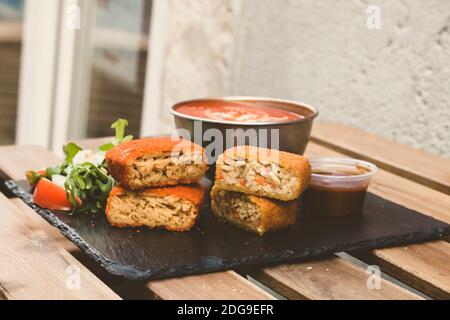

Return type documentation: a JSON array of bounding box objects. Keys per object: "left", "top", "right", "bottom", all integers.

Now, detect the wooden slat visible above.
[
  {"left": 311, "top": 122, "right": 450, "bottom": 195},
  {"left": 11, "top": 198, "right": 78, "bottom": 253},
  {"left": 357, "top": 241, "right": 450, "bottom": 300},
  {"left": 251, "top": 257, "right": 421, "bottom": 300},
  {"left": 0, "top": 145, "right": 60, "bottom": 180},
  {"left": 149, "top": 271, "right": 274, "bottom": 300},
  {"left": 10, "top": 199, "right": 161, "bottom": 300},
  {"left": 73, "top": 138, "right": 422, "bottom": 300},
  {"left": 0, "top": 193, "right": 120, "bottom": 300},
  {"left": 0, "top": 144, "right": 275, "bottom": 300},
  {"left": 307, "top": 142, "right": 450, "bottom": 299},
  {"left": 73, "top": 136, "right": 450, "bottom": 299},
  {"left": 0, "top": 150, "right": 146, "bottom": 298}
]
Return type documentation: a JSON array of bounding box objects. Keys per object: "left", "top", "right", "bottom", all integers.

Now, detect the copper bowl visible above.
[{"left": 170, "top": 97, "right": 318, "bottom": 163}]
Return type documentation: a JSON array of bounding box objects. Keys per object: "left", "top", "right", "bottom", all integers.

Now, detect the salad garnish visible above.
[{"left": 26, "top": 119, "right": 133, "bottom": 214}]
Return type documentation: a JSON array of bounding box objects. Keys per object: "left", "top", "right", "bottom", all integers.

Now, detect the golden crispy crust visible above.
[
  {"left": 105, "top": 137, "right": 207, "bottom": 189},
  {"left": 107, "top": 215, "right": 199, "bottom": 232},
  {"left": 105, "top": 184, "right": 204, "bottom": 232},
  {"left": 106, "top": 137, "right": 203, "bottom": 162},
  {"left": 212, "top": 182, "right": 295, "bottom": 202},
  {"left": 107, "top": 217, "right": 198, "bottom": 232},
  {"left": 249, "top": 195, "right": 297, "bottom": 235},
  {"left": 210, "top": 185, "right": 297, "bottom": 236},
  {"left": 109, "top": 184, "right": 205, "bottom": 206},
  {"left": 215, "top": 146, "right": 311, "bottom": 201}
]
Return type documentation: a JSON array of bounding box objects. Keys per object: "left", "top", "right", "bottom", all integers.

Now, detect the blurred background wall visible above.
[
  {"left": 158, "top": 0, "right": 450, "bottom": 157},
  {"left": 0, "top": 0, "right": 449, "bottom": 157},
  {"left": 227, "top": 0, "right": 450, "bottom": 157}
]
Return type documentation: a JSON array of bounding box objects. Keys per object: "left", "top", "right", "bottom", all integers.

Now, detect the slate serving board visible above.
[{"left": 6, "top": 179, "right": 450, "bottom": 281}]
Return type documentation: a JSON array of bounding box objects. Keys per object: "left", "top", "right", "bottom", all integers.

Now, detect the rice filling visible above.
[
  {"left": 218, "top": 156, "right": 299, "bottom": 198},
  {"left": 212, "top": 189, "right": 262, "bottom": 232},
  {"left": 129, "top": 152, "right": 205, "bottom": 188},
  {"left": 108, "top": 194, "right": 196, "bottom": 228}
]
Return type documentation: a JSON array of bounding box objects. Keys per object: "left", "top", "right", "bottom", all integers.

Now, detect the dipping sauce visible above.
[
  {"left": 302, "top": 158, "right": 377, "bottom": 217},
  {"left": 175, "top": 100, "right": 304, "bottom": 124},
  {"left": 303, "top": 180, "right": 369, "bottom": 217},
  {"left": 313, "top": 166, "right": 370, "bottom": 177}
]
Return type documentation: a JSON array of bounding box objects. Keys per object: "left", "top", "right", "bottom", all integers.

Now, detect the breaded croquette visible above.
[
  {"left": 106, "top": 184, "right": 205, "bottom": 232},
  {"left": 106, "top": 137, "right": 208, "bottom": 190},
  {"left": 215, "top": 146, "right": 311, "bottom": 201},
  {"left": 211, "top": 185, "right": 297, "bottom": 235}
]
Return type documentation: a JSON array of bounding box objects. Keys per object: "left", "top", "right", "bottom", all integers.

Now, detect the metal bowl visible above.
[{"left": 170, "top": 97, "right": 318, "bottom": 163}]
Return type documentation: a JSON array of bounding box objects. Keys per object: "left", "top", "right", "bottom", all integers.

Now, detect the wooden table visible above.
[{"left": 0, "top": 122, "right": 449, "bottom": 300}]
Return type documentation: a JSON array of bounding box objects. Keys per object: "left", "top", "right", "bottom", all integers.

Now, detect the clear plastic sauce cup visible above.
[{"left": 303, "top": 157, "right": 378, "bottom": 217}]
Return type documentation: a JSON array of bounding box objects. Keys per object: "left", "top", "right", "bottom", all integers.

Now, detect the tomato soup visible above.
[{"left": 176, "top": 101, "right": 304, "bottom": 123}]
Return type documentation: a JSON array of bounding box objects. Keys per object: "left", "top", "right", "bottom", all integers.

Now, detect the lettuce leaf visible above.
[{"left": 99, "top": 119, "right": 133, "bottom": 152}]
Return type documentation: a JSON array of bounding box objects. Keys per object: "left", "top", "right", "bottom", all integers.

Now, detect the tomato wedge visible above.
[
  {"left": 33, "top": 178, "right": 74, "bottom": 211},
  {"left": 25, "top": 169, "right": 48, "bottom": 186}
]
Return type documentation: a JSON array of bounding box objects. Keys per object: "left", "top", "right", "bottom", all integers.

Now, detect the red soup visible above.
[{"left": 176, "top": 100, "right": 304, "bottom": 124}]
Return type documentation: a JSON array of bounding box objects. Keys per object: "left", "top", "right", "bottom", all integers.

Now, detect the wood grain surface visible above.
[
  {"left": 0, "top": 145, "right": 60, "bottom": 181},
  {"left": 3, "top": 136, "right": 446, "bottom": 300},
  {"left": 0, "top": 193, "right": 120, "bottom": 300},
  {"left": 251, "top": 256, "right": 422, "bottom": 300},
  {"left": 307, "top": 142, "right": 450, "bottom": 299},
  {"left": 70, "top": 138, "right": 425, "bottom": 300},
  {"left": 357, "top": 241, "right": 450, "bottom": 300},
  {"left": 0, "top": 144, "right": 275, "bottom": 300},
  {"left": 148, "top": 271, "right": 274, "bottom": 300},
  {"left": 312, "top": 122, "right": 450, "bottom": 195}
]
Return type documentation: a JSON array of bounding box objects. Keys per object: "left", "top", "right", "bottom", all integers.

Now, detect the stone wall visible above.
[
  {"left": 158, "top": 0, "right": 450, "bottom": 157},
  {"left": 227, "top": 0, "right": 450, "bottom": 157},
  {"left": 158, "top": 0, "right": 233, "bottom": 131}
]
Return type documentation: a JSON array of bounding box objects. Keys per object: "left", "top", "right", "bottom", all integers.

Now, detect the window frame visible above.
[
  {"left": 16, "top": 0, "right": 164, "bottom": 152},
  {"left": 140, "top": 0, "right": 169, "bottom": 137},
  {"left": 15, "top": 0, "right": 62, "bottom": 148}
]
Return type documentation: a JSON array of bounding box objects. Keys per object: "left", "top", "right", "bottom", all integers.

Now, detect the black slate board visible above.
[{"left": 6, "top": 179, "right": 450, "bottom": 281}]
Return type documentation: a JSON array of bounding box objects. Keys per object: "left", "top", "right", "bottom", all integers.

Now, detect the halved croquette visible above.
[
  {"left": 106, "top": 184, "right": 205, "bottom": 232},
  {"left": 210, "top": 185, "right": 297, "bottom": 236},
  {"left": 106, "top": 137, "right": 208, "bottom": 190},
  {"left": 215, "top": 146, "right": 311, "bottom": 201}
]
